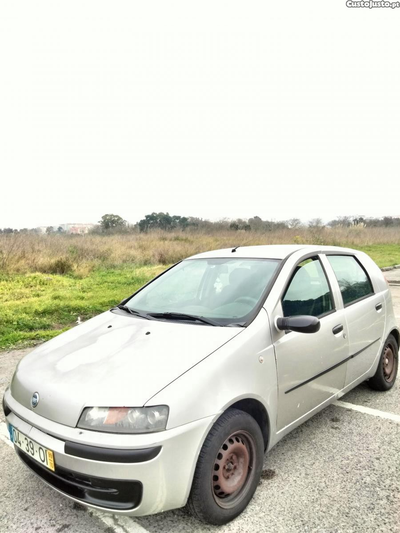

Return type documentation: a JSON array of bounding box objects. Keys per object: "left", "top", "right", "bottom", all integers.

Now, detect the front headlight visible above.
[{"left": 77, "top": 406, "right": 169, "bottom": 434}]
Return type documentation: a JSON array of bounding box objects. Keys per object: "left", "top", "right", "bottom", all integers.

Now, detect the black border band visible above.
[
  {"left": 65, "top": 441, "right": 162, "bottom": 463},
  {"left": 285, "top": 338, "right": 381, "bottom": 394}
]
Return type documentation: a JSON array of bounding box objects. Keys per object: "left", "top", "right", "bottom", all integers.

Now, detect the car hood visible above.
[{"left": 11, "top": 311, "right": 241, "bottom": 427}]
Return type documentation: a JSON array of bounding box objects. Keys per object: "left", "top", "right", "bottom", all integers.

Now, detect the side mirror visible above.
[{"left": 276, "top": 315, "right": 320, "bottom": 334}]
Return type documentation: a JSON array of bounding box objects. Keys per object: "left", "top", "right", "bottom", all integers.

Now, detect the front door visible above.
[{"left": 272, "top": 256, "right": 349, "bottom": 432}]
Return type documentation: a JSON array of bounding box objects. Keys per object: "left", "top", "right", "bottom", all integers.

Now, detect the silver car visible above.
[{"left": 3, "top": 245, "right": 399, "bottom": 525}]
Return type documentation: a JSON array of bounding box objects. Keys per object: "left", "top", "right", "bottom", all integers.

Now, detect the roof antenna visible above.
[{"left": 231, "top": 246, "right": 240, "bottom": 253}]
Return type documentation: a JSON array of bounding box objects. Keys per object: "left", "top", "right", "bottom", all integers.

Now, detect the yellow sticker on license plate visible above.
[{"left": 9, "top": 424, "right": 56, "bottom": 472}]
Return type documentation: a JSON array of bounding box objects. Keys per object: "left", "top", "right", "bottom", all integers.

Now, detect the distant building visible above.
[
  {"left": 59, "top": 223, "right": 95, "bottom": 234},
  {"left": 38, "top": 223, "right": 95, "bottom": 235}
]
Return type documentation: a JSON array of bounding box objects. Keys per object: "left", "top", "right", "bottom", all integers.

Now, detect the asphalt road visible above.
[{"left": 1, "top": 282, "right": 400, "bottom": 533}]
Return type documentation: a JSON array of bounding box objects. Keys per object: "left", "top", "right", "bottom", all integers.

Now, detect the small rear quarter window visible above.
[{"left": 327, "top": 255, "right": 373, "bottom": 306}]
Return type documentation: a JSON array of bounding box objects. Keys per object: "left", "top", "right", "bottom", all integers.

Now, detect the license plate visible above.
[{"left": 9, "top": 424, "right": 55, "bottom": 472}]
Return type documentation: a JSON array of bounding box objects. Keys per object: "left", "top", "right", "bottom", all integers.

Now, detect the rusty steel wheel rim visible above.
[
  {"left": 212, "top": 431, "right": 255, "bottom": 509},
  {"left": 383, "top": 344, "right": 396, "bottom": 383}
]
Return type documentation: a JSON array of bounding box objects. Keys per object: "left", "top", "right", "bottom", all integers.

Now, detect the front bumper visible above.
[
  {"left": 16, "top": 448, "right": 143, "bottom": 510},
  {"left": 3, "top": 389, "right": 214, "bottom": 516}
]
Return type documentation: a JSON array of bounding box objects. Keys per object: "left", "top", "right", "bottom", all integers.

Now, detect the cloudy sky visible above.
[{"left": 1, "top": 1, "right": 399, "bottom": 229}]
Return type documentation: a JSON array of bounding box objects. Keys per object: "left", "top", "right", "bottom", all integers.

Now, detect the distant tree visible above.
[
  {"left": 46, "top": 226, "right": 54, "bottom": 234},
  {"left": 57, "top": 226, "right": 65, "bottom": 233},
  {"left": 382, "top": 216, "right": 394, "bottom": 227},
  {"left": 172, "top": 215, "right": 189, "bottom": 230},
  {"left": 88, "top": 224, "right": 102, "bottom": 234},
  {"left": 158, "top": 213, "right": 174, "bottom": 231},
  {"left": 229, "top": 219, "right": 251, "bottom": 231},
  {"left": 308, "top": 218, "right": 323, "bottom": 228},
  {"left": 248, "top": 216, "right": 264, "bottom": 231},
  {"left": 352, "top": 216, "right": 365, "bottom": 226},
  {"left": 99, "top": 214, "right": 127, "bottom": 232},
  {"left": 3, "top": 228, "right": 15, "bottom": 234},
  {"left": 263, "top": 220, "right": 287, "bottom": 231},
  {"left": 328, "top": 216, "right": 353, "bottom": 228},
  {"left": 139, "top": 213, "right": 162, "bottom": 232},
  {"left": 138, "top": 212, "right": 190, "bottom": 232},
  {"left": 287, "top": 218, "right": 302, "bottom": 229},
  {"left": 187, "top": 217, "right": 200, "bottom": 229},
  {"left": 338, "top": 216, "right": 353, "bottom": 227}
]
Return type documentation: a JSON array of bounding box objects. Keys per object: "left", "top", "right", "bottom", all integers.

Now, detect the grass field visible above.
[
  {"left": 1, "top": 227, "right": 400, "bottom": 275},
  {"left": 0, "top": 230, "right": 399, "bottom": 350},
  {"left": 0, "top": 266, "right": 164, "bottom": 350}
]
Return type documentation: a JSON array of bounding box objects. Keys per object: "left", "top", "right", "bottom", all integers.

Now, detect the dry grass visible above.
[
  {"left": 1, "top": 228, "right": 399, "bottom": 349},
  {"left": 0, "top": 227, "right": 400, "bottom": 275}
]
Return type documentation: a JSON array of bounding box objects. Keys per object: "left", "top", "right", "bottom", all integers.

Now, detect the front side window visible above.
[
  {"left": 124, "top": 258, "right": 280, "bottom": 325},
  {"left": 282, "top": 257, "right": 333, "bottom": 318},
  {"left": 327, "top": 255, "right": 373, "bottom": 306}
]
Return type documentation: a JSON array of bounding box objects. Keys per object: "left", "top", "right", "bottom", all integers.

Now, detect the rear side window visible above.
[
  {"left": 327, "top": 255, "right": 373, "bottom": 306},
  {"left": 282, "top": 257, "right": 334, "bottom": 318}
]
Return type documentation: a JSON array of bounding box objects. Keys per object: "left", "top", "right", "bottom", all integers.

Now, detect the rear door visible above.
[
  {"left": 272, "top": 255, "right": 349, "bottom": 431},
  {"left": 325, "top": 254, "right": 385, "bottom": 386}
]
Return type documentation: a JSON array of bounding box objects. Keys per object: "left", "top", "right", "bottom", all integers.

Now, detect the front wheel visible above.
[
  {"left": 187, "top": 408, "right": 264, "bottom": 525},
  {"left": 369, "top": 334, "right": 398, "bottom": 391}
]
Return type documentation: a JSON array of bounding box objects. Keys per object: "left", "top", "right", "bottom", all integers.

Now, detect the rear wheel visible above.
[
  {"left": 369, "top": 334, "right": 398, "bottom": 391},
  {"left": 187, "top": 409, "right": 264, "bottom": 525}
]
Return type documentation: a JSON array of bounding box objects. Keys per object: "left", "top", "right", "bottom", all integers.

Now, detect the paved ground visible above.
[{"left": 1, "top": 281, "right": 400, "bottom": 533}]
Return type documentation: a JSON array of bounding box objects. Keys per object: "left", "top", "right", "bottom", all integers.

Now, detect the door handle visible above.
[
  {"left": 375, "top": 303, "right": 383, "bottom": 311},
  {"left": 332, "top": 324, "right": 343, "bottom": 335}
]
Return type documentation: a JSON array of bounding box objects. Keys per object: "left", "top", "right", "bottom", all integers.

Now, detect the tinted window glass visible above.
[
  {"left": 125, "top": 258, "right": 280, "bottom": 325},
  {"left": 282, "top": 257, "right": 333, "bottom": 317},
  {"left": 327, "top": 255, "right": 373, "bottom": 306}
]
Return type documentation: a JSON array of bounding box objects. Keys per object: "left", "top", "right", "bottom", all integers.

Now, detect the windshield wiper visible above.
[
  {"left": 112, "top": 305, "right": 151, "bottom": 320},
  {"left": 147, "top": 312, "right": 219, "bottom": 326}
]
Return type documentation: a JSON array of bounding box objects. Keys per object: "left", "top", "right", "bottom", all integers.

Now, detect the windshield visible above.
[{"left": 122, "top": 258, "right": 280, "bottom": 326}]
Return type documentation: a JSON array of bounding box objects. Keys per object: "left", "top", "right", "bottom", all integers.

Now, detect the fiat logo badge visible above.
[{"left": 31, "top": 392, "right": 40, "bottom": 408}]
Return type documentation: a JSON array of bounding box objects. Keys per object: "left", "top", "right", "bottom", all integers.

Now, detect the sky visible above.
[{"left": 1, "top": 1, "right": 400, "bottom": 229}]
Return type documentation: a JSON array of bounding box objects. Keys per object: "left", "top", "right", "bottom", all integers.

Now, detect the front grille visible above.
[{"left": 16, "top": 448, "right": 142, "bottom": 511}]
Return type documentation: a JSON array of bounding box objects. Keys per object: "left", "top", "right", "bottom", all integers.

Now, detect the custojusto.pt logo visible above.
[{"left": 346, "top": 0, "right": 400, "bottom": 7}]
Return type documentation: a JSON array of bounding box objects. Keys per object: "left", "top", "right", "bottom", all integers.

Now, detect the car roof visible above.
[{"left": 187, "top": 244, "right": 357, "bottom": 261}]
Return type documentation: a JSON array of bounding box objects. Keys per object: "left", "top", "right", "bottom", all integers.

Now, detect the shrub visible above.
[{"left": 43, "top": 258, "right": 74, "bottom": 275}]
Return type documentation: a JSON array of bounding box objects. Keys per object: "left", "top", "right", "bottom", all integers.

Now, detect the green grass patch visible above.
[
  {"left": 0, "top": 243, "right": 399, "bottom": 350},
  {"left": 356, "top": 244, "right": 400, "bottom": 268},
  {"left": 0, "top": 265, "right": 165, "bottom": 350}
]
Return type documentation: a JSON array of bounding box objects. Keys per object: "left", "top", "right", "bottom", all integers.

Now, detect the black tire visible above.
[
  {"left": 187, "top": 408, "right": 264, "bottom": 525},
  {"left": 369, "top": 334, "right": 398, "bottom": 391}
]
